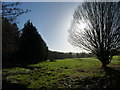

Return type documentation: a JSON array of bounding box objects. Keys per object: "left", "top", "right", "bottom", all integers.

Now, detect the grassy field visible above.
[
  {"left": 112, "top": 55, "right": 120, "bottom": 61},
  {"left": 2, "top": 56, "right": 120, "bottom": 89}
]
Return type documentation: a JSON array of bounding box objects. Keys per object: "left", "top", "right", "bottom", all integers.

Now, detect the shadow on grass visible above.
[
  {"left": 2, "top": 60, "right": 41, "bottom": 69},
  {"left": 2, "top": 79, "right": 28, "bottom": 90},
  {"left": 61, "top": 66, "right": 120, "bottom": 89},
  {"left": 90, "top": 66, "right": 120, "bottom": 89},
  {"left": 102, "top": 66, "right": 120, "bottom": 89}
]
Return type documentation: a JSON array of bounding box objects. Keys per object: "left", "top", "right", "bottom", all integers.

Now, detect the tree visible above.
[
  {"left": 20, "top": 21, "right": 48, "bottom": 62},
  {"left": 2, "top": 2, "right": 30, "bottom": 22},
  {"left": 2, "top": 2, "right": 30, "bottom": 64},
  {"left": 2, "top": 18, "right": 19, "bottom": 63},
  {"left": 68, "top": 2, "right": 120, "bottom": 67}
]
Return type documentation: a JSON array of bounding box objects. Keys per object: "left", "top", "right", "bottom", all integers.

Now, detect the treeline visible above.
[
  {"left": 2, "top": 2, "right": 48, "bottom": 65},
  {"left": 2, "top": 19, "right": 48, "bottom": 64},
  {"left": 48, "top": 51, "right": 95, "bottom": 60}
]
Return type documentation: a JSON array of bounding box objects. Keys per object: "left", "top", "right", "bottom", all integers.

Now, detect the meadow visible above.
[{"left": 2, "top": 56, "right": 120, "bottom": 89}]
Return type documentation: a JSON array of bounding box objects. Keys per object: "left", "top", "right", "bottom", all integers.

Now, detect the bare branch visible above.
[{"left": 68, "top": 2, "right": 120, "bottom": 66}]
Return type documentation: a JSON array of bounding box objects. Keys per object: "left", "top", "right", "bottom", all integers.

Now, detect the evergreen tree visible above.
[
  {"left": 20, "top": 21, "right": 48, "bottom": 63},
  {"left": 2, "top": 2, "right": 30, "bottom": 64},
  {"left": 2, "top": 18, "right": 19, "bottom": 63}
]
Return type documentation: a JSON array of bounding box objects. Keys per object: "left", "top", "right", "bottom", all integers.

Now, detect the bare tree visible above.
[
  {"left": 2, "top": 2, "right": 30, "bottom": 22},
  {"left": 68, "top": 2, "right": 120, "bottom": 67}
]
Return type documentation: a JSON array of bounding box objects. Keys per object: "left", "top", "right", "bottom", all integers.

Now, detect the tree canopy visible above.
[
  {"left": 68, "top": 2, "right": 120, "bottom": 67},
  {"left": 20, "top": 21, "right": 48, "bottom": 62},
  {"left": 2, "top": 2, "right": 30, "bottom": 64},
  {"left": 2, "top": 18, "right": 19, "bottom": 63}
]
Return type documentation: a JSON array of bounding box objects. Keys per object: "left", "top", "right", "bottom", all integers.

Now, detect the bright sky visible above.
[{"left": 17, "top": 2, "right": 85, "bottom": 53}]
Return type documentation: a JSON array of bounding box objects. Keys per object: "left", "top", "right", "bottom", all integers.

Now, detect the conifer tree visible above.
[
  {"left": 20, "top": 21, "right": 48, "bottom": 62},
  {"left": 2, "top": 18, "right": 19, "bottom": 63}
]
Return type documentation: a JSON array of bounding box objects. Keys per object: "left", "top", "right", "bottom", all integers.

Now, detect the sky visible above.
[{"left": 17, "top": 2, "right": 85, "bottom": 53}]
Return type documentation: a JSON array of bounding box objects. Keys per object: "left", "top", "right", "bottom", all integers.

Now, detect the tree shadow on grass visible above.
[
  {"left": 102, "top": 66, "right": 120, "bottom": 89},
  {"left": 69, "top": 66, "right": 120, "bottom": 89},
  {"left": 3, "top": 60, "right": 40, "bottom": 69},
  {"left": 2, "top": 79, "right": 28, "bottom": 90}
]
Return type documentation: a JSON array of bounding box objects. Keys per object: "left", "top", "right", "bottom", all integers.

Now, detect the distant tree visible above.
[
  {"left": 68, "top": 2, "right": 120, "bottom": 67},
  {"left": 2, "top": 2, "right": 30, "bottom": 22},
  {"left": 47, "top": 50, "right": 75, "bottom": 60},
  {"left": 2, "top": 18, "right": 19, "bottom": 63},
  {"left": 75, "top": 52, "right": 92, "bottom": 58},
  {"left": 20, "top": 21, "right": 48, "bottom": 62}
]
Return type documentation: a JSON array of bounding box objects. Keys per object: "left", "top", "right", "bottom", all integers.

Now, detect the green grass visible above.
[
  {"left": 112, "top": 55, "right": 120, "bottom": 61},
  {"left": 3, "top": 56, "right": 120, "bottom": 89}
]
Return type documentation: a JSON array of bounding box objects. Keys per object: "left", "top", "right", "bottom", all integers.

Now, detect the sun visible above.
[{"left": 78, "top": 21, "right": 87, "bottom": 30}]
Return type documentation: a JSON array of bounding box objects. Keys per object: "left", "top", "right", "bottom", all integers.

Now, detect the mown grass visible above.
[{"left": 2, "top": 56, "right": 120, "bottom": 89}]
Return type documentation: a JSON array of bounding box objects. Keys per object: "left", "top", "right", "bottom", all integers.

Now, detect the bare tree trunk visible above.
[
  {"left": 101, "top": 61, "right": 108, "bottom": 67},
  {"left": 99, "top": 57, "right": 111, "bottom": 67}
]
